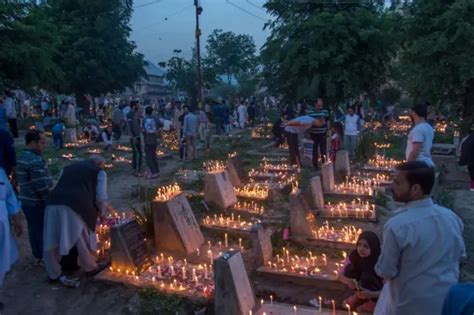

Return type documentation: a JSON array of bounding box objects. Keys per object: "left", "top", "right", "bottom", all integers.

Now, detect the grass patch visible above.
[{"left": 138, "top": 288, "right": 210, "bottom": 315}]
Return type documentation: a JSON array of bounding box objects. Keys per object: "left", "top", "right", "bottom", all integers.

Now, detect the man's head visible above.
[
  {"left": 89, "top": 155, "right": 106, "bottom": 169},
  {"left": 315, "top": 98, "right": 323, "bottom": 110},
  {"left": 391, "top": 161, "right": 435, "bottom": 203},
  {"left": 410, "top": 103, "right": 428, "bottom": 123},
  {"left": 348, "top": 106, "right": 355, "bottom": 116},
  {"left": 130, "top": 100, "right": 140, "bottom": 112},
  {"left": 183, "top": 105, "right": 189, "bottom": 114},
  {"left": 145, "top": 106, "right": 153, "bottom": 116},
  {"left": 25, "top": 129, "right": 46, "bottom": 154}
]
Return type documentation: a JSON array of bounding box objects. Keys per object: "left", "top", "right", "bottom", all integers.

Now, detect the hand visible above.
[
  {"left": 11, "top": 213, "right": 23, "bottom": 237},
  {"left": 346, "top": 280, "right": 357, "bottom": 290},
  {"left": 355, "top": 290, "right": 373, "bottom": 300}
]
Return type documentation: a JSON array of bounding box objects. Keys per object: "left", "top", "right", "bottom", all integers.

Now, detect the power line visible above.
[
  {"left": 134, "top": 0, "right": 164, "bottom": 9},
  {"left": 246, "top": 0, "right": 267, "bottom": 13},
  {"left": 135, "top": 4, "right": 193, "bottom": 32},
  {"left": 225, "top": 0, "right": 269, "bottom": 22}
]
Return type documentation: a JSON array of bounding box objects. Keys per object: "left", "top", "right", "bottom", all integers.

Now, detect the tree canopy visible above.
[{"left": 261, "top": 1, "right": 396, "bottom": 105}]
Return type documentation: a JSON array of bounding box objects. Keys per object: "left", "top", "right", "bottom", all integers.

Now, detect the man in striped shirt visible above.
[
  {"left": 16, "top": 129, "right": 53, "bottom": 262},
  {"left": 308, "top": 98, "right": 330, "bottom": 170}
]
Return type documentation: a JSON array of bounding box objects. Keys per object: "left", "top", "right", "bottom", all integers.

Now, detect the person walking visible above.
[
  {"left": 406, "top": 103, "right": 435, "bottom": 167},
  {"left": 0, "top": 129, "right": 16, "bottom": 182},
  {"left": 43, "top": 156, "right": 113, "bottom": 287},
  {"left": 183, "top": 106, "right": 198, "bottom": 160},
  {"left": 344, "top": 106, "right": 361, "bottom": 159},
  {"left": 283, "top": 116, "right": 318, "bottom": 167},
  {"left": 308, "top": 98, "right": 330, "bottom": 170},
  {"left": 375, "top": 161, "right": 466, "bottom": 315},
  {"left": 127, "top": 101, "right": 143, "bottom": 176},
  {"left": 112, "top": 105, "right": 124, "bottom": 141},
  {"left": 143, "top": 106, "right": 160, "bottom": 179},
  {"left": 459, "top": 124, "right": 474, "bottom": 191},
  {"left": 16, "top": 130, "right": 53, "bottom": 262},
  {"left": 237, "top": 101, "right": 247, "bottom": 129},
  {"left": 4, "top": 91, "right": 18, "bottom": 138}
]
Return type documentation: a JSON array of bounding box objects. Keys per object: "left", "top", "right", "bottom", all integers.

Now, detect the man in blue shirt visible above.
[{"left": 308, "top": 98, "right": 330, "bottom": 170}]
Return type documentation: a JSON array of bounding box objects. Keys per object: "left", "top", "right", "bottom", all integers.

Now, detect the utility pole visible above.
[
  {"left": 194, "top": 0, "right": 203, "bottom": 107},
  {"left": 173, "top": 49, "right": 182, "bottom": 100}
]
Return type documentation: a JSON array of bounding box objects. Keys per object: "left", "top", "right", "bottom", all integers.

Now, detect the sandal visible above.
[{"left": 48, "top": 275, "right": 80, "bottom": 288}]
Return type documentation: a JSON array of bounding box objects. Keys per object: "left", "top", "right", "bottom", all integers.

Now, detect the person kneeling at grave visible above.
[
  {"left": 43, "top": 155, "right": 114, "bottom": 287},
  {"left": 337, "top": 231, "right": 383, "bottom": 313}
]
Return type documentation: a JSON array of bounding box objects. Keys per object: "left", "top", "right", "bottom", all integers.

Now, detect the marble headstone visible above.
[
  {"left": 321, "top": 161, "right": 335, "bottom": 192},
  {"left": 335, "top": 150, "right": 351, "bottom": 177},
  {"left": 204, "top": 170, "right": 238, "bottom": 208}
]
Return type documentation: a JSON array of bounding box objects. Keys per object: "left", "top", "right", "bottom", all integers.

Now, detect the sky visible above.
[{"left": 130, "top": 0, "right": 273, "bottom": 65}]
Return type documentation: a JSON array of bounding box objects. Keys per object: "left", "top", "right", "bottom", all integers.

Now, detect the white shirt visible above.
[
  {"left": 284, "top": 116, "right": 315, "bottom": 134},
  {"left": 405, "top": 122, "right": 434, "bottom": 166},
  {"left": 375, "top": 198, "right": 466, "bottom": 315},
  {"left": 5, "top": 97, "right": 16, "bottom": 119},
  {"left": 344, "top": 114, "right": 359, "bottom": 136}
]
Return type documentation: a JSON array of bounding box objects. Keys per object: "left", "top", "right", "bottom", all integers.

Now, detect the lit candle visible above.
[
  {"left": 204, "top": 264, "right": 208, "bottom": 279},
  {"left": 208, "top": 250, "right": 213, "bottom": 266},
  {"left": 270, "top": 295, "right": 273, "bottom": 305},
  {"left": 346, "top": 303, "right": 351, "bottom": 315},
  {"left": 225, "top": 233, "right": 228, "bottom": 248},
  {"left": 293, "top": 305, "right": 297, "bottom": 314},
  {"left": 319, "top": 296, "right": 322, "bottom": 312},
  {"left": 239, "top": 238, "right": 242, "bottom": 249},
  {"left": 182, "top": 266, "right": 186, "bottom": 280},
  {"left": 332, "top": 300, "right": 335, "bottom": 314}
]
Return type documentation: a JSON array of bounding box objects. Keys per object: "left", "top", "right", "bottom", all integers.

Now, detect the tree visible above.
[
  {"left": 0, "top": 3, "right": 62, "bottom": 92},
  {"left": 204, "top": 29, "right": 257, "bottom": 86},
  {"left": 48, "top": 0, "right": 145, "bottom": 112},
  {"left": 397, "top": 0, "right": 474, "bottom": 122},
  {"left": 260, "top": 1, "right": 396, "bottom": 105}
]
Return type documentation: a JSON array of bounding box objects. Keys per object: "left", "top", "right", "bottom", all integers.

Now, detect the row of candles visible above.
[
  {"left": 202, "top": 160, "right": 226, "bottom": 173},
  {"left": 235, "top": 185, "right": 269, "bottom": 200},
  {"left": 161, "top": 131, "right": 180, "bottom": 151},
  {"left": 233, "top": 201, "right": 265, "bottom": 215},
  {"left": 202, "top": 214, "right": 259, "bottom": 231},
  {"left": 109, "top": 256, "right": 214, "bottom": 297},
  {"left": 332, "top": 180, "right": 375, "bottom": 196},
  {"left": 354, "top": 172, "right": 392, "bottom": 185},
  {"left": 365, "top": 154, "right": 403, "bottom": 171},
  {"left": 311, "top": 222, "right": 361, "bottom": 244},
  {"left": 154, "top": 183, "right": 182, "bottom": 202},
  {"left": 251, "top": 125, "right": 273, "bottom": 139},
  {"left": 252, "top": 298, "right": 359, "bottom": 314},
  {"left": 322, "top": 200, "right": 376, "bottom": 219},
  {"left": 260, "top": 161, "right": 297, "bottom": 172}
]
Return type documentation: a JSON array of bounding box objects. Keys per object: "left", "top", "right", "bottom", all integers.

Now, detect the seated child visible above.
[{"left": 337, "top": 231, "right": 383, "bottom": 313}]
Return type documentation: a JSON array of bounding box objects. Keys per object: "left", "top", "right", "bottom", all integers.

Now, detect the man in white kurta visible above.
[
  {"left": 237, "top": 103, "right": 247, "bottom": 129},
  {"left": 0, "top": 168, "right": 22, "bottom": 307},
  {"left": 43, "top": 156, "right": 112, "bottom": 286},
  {"left": 375, "top": 161, "right": 466, "bottom": 315}
]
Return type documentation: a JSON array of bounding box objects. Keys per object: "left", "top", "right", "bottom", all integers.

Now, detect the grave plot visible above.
[
  {"left": 203, "top": 165, "right": 238, "bottom": 208},
  {"left": 353, "top": 171, "right": 393, "bottom": 187},
  {"left": 318, "top": 199, "right": 377, "bottom": 222},
  {"left": 251, "top": 123, "right": 273, "bottom": 140},
  {"left": 64, "top": 139, "right": 90, "bottom": 148},
  {"left": 235, "top": 184, "right": 270, "bottom": 201},
  {"left": 227, "top": 152, "right": 247, "bottom": 187},
  {"left": 201, "top": 213, "right": 260, "bottom": 236},
  {"left": 289, "top": 190, "right": 362, "bottom": 251}
]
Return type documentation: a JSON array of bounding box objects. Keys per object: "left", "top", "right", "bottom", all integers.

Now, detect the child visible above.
[
  {"left": 330, "top": 121, "right": 343, "bottom": 162},
  {"left": 337, "top": 231, "right": 383, "bottom": 313}
]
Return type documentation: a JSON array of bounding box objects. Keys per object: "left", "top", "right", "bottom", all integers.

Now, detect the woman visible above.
[
  {"left": 0, "top": 168, "right": 23, "bottom": 310},
  {"left": 337, "top": 231, "right": 383, "bottom": 313}
]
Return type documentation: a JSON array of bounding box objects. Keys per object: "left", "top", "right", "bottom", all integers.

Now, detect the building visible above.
[{"left": 133, "top": 61, "right": 170, "bottom": 99}]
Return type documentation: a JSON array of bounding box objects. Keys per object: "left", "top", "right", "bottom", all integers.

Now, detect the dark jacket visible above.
[{"left": 460, "top": 134, "right": 474, "bottom": 167}]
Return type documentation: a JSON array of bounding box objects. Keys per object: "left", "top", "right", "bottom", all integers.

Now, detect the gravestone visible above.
[
  {"left": 335, "top": 150, "right": 351, "bottom": 177},
  {"left": 227, "top": 155, "right": 246, "bottom": 187},
  {"left": 152, "top": 193, "right": 204, "bottom": 255},
  {"left": 251, "top": 224, "right": 272, "bottom": 267},
  {"left": 289, "top": 190, "right": 314, "bottom": 238},
  {"left": 204, "top": 170, "right": 238, "bottom": 208},
  {"left": 321, "top": 161, "right": 335, "bottom": 192},
  {"left": 64, "top": 128, "right": 77, "bottom": 143},
  {"left": 214, "top": 251, "right": 256, "bottom": 315},
  {"left": 310, "top": 176, "right": 325, "bottom": 209},
  {"left": 300, "top": 139, "right": 313, "bottom": 167},
  {"left": 109, "top": 219, "right": 152, "bottom": 273}
]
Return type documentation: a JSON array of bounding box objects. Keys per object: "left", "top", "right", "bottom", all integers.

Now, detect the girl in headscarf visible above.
[{"left": 337, "top": 231, "right": 383, "bottom": 313}]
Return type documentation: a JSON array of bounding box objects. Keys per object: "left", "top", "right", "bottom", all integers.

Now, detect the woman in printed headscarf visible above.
[{"left": 337, "top": 231, "right": 383, "bottom": 313}]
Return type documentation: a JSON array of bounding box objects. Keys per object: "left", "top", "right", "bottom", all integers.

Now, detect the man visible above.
[
  {"left": 143, "top": 106, "right": 160, "bottom": 178},
  {"left": 16, "top": 129, "right": 53, "bottom": 262},
  {"left": 83, "top": 122, "right": 99, "bottom": 141},
  {"left": 308, "top": 98, "right": 330, "bottom": 170},
  {"left": 112, "top": 105, "right": 124, "bottom": 141},
  {"left": 0, "top": 99, "right": 7, "bottom": 130},
  {"left": 183, "top": 106, "right": 199, "bottom": 160},
  {"left": 0, "top": 167, "right": 23, "bottom": 310},
  {"left": 459, "top": 124, "right": 474, "bottom": 191},
  {"left": 127, "top": 100, "right": 143, "bottom": 176},
  {"left": 344, "top": 106, "right": 360, "bottom": 159},
  {"left": 375, "top": 161, "right": 466, "bottom": 315},
  {"left": 0, "top": 129, "right": 16, "bottom": 182},
  {"left": 237, "top": 101, "right": 247, "bottom": 129},
  {"left": 43, "top": 156, "right": 113, "bottom": 287},
  {"left": 406, "top": 103, "right": 435, "bottom": 167},
  {"left": 284, "top": 116, "right": 319, "bottom": 167},
  {"left": 247, "top": 102, "right": 257, "bottom": 127},
  {"left": 4, "top": 91, "right": 18, "bottom": 138}
]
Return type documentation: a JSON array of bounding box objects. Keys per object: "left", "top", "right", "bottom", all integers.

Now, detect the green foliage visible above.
[
  {"left": 205, "top": 29, "right": 257, "bottom": 86},
  {"left": 48, "top": 0, "right": 145, "bottom": 104},
  {"left": 261, "top": 1, "right": 396, "bottom": 104},
  {"left": 139, "top": 288, "right": 208, "bottom": 315},
  {"left": 0, "top": 3, "right": 62, "bottom": 92},
  {"left": 378, "top": 86, "right": 402, "bottom": 105},
  {"left": 397, "top": 0, "right": 474, "bottom": 118},
  {"left": 432, "top": 189, "right": 455, "bottom": 209}
]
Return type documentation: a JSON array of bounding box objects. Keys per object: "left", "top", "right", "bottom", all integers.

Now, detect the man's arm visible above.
[
  {"left": 407, "top": 142, "right": 422, "bottom": 161},
  {"left": 375, "top": 226, "right": 401, "bottom": 280}
]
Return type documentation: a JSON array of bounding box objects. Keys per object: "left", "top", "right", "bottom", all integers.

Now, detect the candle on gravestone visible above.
[
  {"left": 239, "top": 238, "right": 242, "bottom": 249},
  {"left": 249, "top": 311, "right": 252, "bottom": 315},
  {"left": 208, "top": 250, "right": 213, "bottom": 266},
  {"left": 196, "top": 248, "right": 200, "bottom": 256},
  {"left": 218, "top": 241, "right": 222, "bottom": 251},
  {"left": 192, "top": 268, "right": 197, "bottom": 282},
  {"left": 346, "top": 303, "right": 351, "bottom": 315},
  {"left": 293, "top": 305, "right": 297, "bottom": 314},
  {"left": 225, "top": 233, "right": 228, "bottom": 248},
  {"left": 261, "top": 299, "right": 264, "bottom": 306},
  {"left": 270, "top": 295, "right": 273, "bottom": 305},
  {"left": 204, "top": 264, "right": 208, "bottom": 279},
  {"left": 332, "top": 300, "right": 335, "bottom": 314},
  {"left": 319, "top": 296, "right": 322, "bottom": 312},
  {"left": 182, "top": 266, "right": 186, "bottom": 280}
]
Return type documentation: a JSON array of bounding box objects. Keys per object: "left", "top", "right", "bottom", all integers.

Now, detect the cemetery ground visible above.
[{"left": 2, "top": 128, "right": 474, "bottom": 315}]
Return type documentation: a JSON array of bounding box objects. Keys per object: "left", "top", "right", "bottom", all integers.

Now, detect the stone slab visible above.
[
  {"left": 290, "top": 235, "right": 354, "bottom": 252},
  {"left": 335, "top": 150, "right": 351, "bottom": 178},
  {"left": 204, "top": 170, "right": 238, "bottom": 209},
  {"left": 310, "top": 176, "right": 325, "bottom": 209},
  {"left": 289, "top": 191, "right": 314, "bottom": 238},
  {"left": 258, "top": 302, "right": 347, "bottom": 315},
  {"left": 251, "top": 224, "right": 273, "bottom": 267},
  {"left": 214, "top": 251, "right": 256, "bottom": 315},
  {"left": 321, "top": 162, "right": 335, "bottom": 192},
  {"left": 227, "top": 155, "right": 247, "bottom": 187},
  {"left": 152, "top": 193, "right": 204, "bottom": 255}
]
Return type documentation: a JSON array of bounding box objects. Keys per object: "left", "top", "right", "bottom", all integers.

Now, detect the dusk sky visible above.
[{"left": 130, "top": 0, "right": 273, "bottom": 64}]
